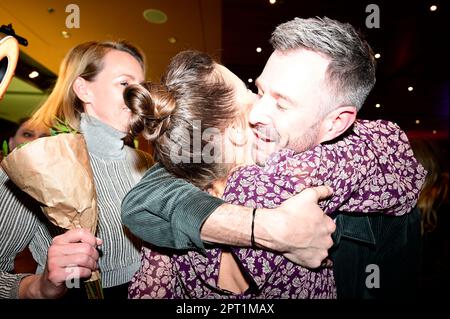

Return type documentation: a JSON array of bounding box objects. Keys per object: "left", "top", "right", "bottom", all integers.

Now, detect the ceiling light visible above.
[
  {"left": 374, "top": 53, "right": 381, "bottom": 59},
  {"left": 168, "top": 37, "right": 177, "bottom": 44},
  {"left": 432, "top": 130, "right": 437, "bottom": 134},
  {"left": 430, "top": 5, "right": 437, "bottom": 11},
  {"left": 269, "top": 0, "right": 277, "bottom": 4},
  {"left": 61, "top": 30, "right": 70, "bottom": 38},
  {"left": 256, "top": 47, "right": 262, "bottom": 53},
  {"left": 143, "top": 9, "right": 168, "bottom": 24},
  {"left": 408, "top": 86, "right": 414, "bottom": 91},
  {"left": 248, "top": 78, "right": 253, "bottom": 83},
  {"left": 415, "top": 120, "right": 420, "bottom": 124},
  {"left": 375, "top": 103, "right": 381, "bottom": 108},
  {"left": 28, "top": 71, "right": 39, "bottom": 79}
]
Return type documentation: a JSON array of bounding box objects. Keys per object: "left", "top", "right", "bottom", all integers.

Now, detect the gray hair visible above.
[{"left": 270, "top": 17, "right": 376, "bottom": 112}]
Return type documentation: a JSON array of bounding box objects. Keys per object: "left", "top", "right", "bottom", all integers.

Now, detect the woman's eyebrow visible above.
[{"left": 116, "top": 74, "right": 136, "bottom": 80}]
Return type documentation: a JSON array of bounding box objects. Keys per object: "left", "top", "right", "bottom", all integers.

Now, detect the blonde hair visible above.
[{"left": 31, "top": 41, "right": 145, "bottom": 129}]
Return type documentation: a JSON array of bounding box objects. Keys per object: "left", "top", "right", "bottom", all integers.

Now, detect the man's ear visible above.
[
  {"left": 72, "top": 77, "right": 91, "bottom": 103},
  {"left": 320, "top": 106, "right": 357, "bottom": 143}
]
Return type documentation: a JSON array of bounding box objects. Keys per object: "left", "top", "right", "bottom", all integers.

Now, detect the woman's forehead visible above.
[{"left": 100, "top": 50, "right": 144, "bottom": 80}]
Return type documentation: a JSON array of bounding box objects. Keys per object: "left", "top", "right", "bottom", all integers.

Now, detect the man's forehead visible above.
[
  {"left": 268, "top": 49, "right": 329, "bottom": 77},
  {"left": 257, "top": 49, "right": 328, "bottom": 97}
]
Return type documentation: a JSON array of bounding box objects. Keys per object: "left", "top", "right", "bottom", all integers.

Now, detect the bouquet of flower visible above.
[{"left": 1, "top": 121, "right": 103, "bottom": 299}]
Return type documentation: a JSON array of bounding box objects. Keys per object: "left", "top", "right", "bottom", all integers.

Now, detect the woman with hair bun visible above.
[{"left": 125, "top": 51, "right": 253, "bottom": 190}]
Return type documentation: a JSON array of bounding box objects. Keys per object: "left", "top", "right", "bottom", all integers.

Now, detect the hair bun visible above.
[{"left": 124, "top": 82, "right": 175, "bottom": 142}]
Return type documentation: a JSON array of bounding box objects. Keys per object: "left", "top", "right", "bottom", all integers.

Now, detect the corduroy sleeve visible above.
[{"left": 121, "top": 163, "right": 224, "bottom": 251}]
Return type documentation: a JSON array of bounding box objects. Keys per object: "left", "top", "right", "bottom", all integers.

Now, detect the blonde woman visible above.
[{"left": 0, "top": 41, "right": 153, "bottom": 299}]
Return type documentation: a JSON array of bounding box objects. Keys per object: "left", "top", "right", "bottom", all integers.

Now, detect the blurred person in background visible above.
[
  {"left": 1, "top": 117, "right": 50, "bottom": 273},
  {"left": 1, "top": 117, "right": 50, "bottom": 161},
  {"left": 7, "top": 117, "right": 50, "bottom": 151},
  {"left": 410, "top": 138, "right": 449, "bottom": 297}
]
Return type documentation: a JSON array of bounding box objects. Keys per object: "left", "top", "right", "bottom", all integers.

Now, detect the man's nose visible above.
[{"left": 249, "top": 96, "right": 272, "bottom": 127}]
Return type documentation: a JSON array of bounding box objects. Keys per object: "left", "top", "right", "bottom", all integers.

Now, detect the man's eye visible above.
[{"left": 276, "top": 104, "right": 288, "bottom": 111}]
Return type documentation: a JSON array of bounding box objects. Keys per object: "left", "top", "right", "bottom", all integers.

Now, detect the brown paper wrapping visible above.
[{"left": 1, "top": 133, "right": 101, "bottom": 285}]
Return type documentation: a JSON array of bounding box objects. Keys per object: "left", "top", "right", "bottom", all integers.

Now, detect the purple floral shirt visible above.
[{"left": 128, "top": 120, "right": 426, "bottom": 299}]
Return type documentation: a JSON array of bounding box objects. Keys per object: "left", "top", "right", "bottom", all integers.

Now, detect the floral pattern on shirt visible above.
[{"left": 128, "top": 119, "right": 426, "bottom": 299}]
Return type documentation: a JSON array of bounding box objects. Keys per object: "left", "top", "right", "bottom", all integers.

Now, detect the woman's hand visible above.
[{"left": 19, "top": 228, "right": 102, "bottom": 299}]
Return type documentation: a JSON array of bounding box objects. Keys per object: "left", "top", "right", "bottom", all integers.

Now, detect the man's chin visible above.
[
  {"left": 252, "top": 151, "right": 267, "bottom": 166},
  {"left": 252, "top": 142, "right": 278, "bottom": 166}
]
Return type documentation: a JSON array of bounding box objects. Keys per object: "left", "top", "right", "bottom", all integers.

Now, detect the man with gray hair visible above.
[
  {"left": 251, "top": 17, "right": 376, "bottom": 166},
  {"left": 122, "top": 17, "right": 424, "bottom": 298}
]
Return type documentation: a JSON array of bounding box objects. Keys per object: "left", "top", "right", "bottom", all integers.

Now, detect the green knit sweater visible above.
[{"left": 121, "top": 163, "right": 224, "bottom": 251}]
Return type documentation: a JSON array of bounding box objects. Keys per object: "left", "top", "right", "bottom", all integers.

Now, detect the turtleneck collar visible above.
[{"left": 79, "top": 113, "right": 127, "bottom": 160}]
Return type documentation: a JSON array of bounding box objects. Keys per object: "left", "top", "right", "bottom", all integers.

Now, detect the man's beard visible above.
[
  {"left": 288, "top": 120, "right": 322, "bottom": 154},
  {"left": 252, "top": 120, "right": 321, "bottom": 166}
]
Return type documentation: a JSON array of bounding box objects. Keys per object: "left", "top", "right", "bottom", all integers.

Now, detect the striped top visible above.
[{"left": 0, "top": 114, "right": 152, "bottom": 298}]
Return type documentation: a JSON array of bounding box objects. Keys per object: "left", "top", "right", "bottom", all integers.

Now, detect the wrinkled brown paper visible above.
[{"left": 1, "top": 133, "right": 100, "bottom": 283}]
